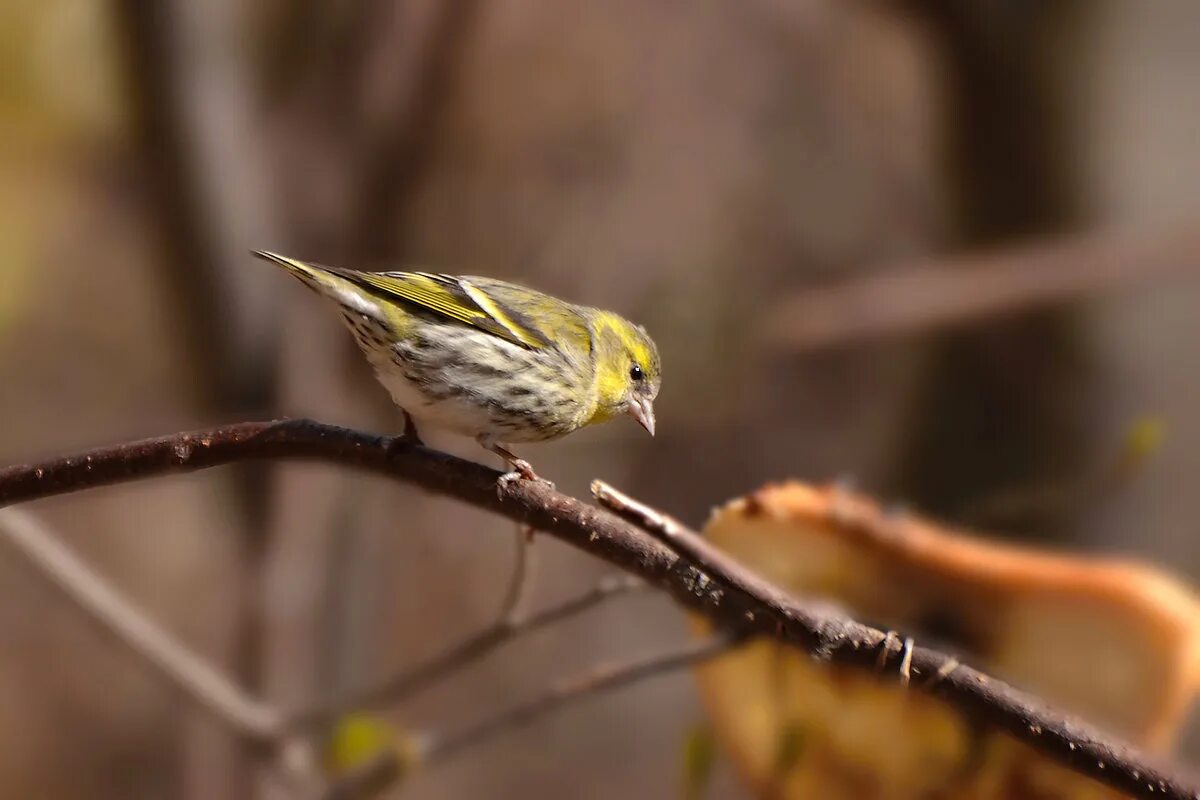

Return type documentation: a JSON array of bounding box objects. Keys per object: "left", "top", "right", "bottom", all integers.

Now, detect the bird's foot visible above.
[
  {"left": 509, "top": 457, "right": 538, "bottom": 481},
  {"left": 496, "top": 459, "right": 555, "bottom": 496},
  {"left": 385, "top": 412, "right": 424, "bottom": 453},
  {"left": 402, "top": 412, "right": 424, "bottom": 446},
  {"left": 479, "top": 438, "right": 554, "bottom": 495},
  {"left": 383, "top": 432, "right": 422, "bottom": 454}
]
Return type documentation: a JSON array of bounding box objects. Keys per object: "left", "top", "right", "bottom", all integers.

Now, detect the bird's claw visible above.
[
  {"left": 496, "top": 459, "right": 554, "bottom": 497},
  {"left": 383, "top": 411, "right": 424, "bottom": 452},
  {"left": 511, "top": 458, "right": 538, "bottom": 481},
  {"left": 383, "top": 432, "right": 422, "bottom": 454},
  {"left": 402, "top": 413, "right": 423, "bottom": 446}
]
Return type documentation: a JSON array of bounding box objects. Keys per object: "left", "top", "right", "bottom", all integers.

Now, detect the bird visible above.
[{"left": 255, "top": 251, "right": 660, "bottom": 484}]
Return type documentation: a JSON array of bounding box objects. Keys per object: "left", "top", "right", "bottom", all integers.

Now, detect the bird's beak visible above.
[{"left": 627, "top": 396, "right": 656, "bottom": 437}]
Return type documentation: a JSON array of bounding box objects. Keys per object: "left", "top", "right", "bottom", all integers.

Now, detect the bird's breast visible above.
[{"left": 359, "top": 321, "right": 593, "bottom": 442}]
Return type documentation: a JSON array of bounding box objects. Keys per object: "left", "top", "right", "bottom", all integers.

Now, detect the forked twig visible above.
[
  {"left": 322, "top": 635, "right": 735, "bottom": 798},
  {"left": 422, "top": 633, "right": 738, "bottom": 763},
  {"left": 496, "top": 523, "right": 534, "bottom": 624},
  {"left": 282, "top": 574, "right": 645, "bottom": 731}
]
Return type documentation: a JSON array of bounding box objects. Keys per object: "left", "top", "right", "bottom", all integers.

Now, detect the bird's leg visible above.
[
  {"left": 402, "top": 410, "right": 423, "bottom": 445},
  {"left": 483, "top": 440, "right": 538, "bottom": 481},
  {"left": 477, "top": 437, "right": 545, "bottom": 546},
  {"left": 477, "top": 436, "right": 550, "bottom": 492},
  {"left": 385, "top": 410, "right": 423, "bottom": 452}
]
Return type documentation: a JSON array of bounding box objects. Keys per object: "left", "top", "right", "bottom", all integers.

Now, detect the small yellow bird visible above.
[{"left": 256, "top": 252, "right": 661, "bottom": 482}]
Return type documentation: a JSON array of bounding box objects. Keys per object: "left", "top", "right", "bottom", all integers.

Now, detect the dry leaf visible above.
[{"left": 692, "top": 482, "right": 1200, "bottom": 800}]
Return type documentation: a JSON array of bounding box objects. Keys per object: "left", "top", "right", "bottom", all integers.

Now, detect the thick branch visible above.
[{"left": 0, "top": 419, "right": 1196, "bottom": 800}]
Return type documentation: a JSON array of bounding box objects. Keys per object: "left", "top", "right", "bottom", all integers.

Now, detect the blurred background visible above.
[{"left": 1, "top": 0, "right": 1198, "bottom": 797}]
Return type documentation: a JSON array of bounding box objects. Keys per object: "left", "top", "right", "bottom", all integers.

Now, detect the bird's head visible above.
[{"left": 589, "top": 312, "right": 661, "bottom": 436}]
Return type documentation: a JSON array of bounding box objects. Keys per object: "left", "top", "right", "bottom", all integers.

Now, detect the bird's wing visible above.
[{"left": 336, "top": 270, "right": 552, "bottom": 349}]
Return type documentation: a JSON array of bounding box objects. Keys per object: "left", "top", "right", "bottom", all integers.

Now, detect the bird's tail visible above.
[{"left": 253, "top": 250, "right": 384, "bottom": 320}]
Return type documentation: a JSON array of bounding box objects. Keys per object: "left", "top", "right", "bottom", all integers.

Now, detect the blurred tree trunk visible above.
[
  {"left": 113, "top": 0, "right": 283, "bottom": 797},
  {"left": 894, "top": 1, "right": 1098, "bottom": 540},
  {"left": 256, "top": 4, "right": 485, "bottom": 799}
]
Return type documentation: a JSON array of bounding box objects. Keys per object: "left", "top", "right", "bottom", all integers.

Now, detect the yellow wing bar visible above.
[
  {"left": 255, "top": 251, "right": 550, "bottom": 349},
  {"left": 348, "top": 271, "right": 549, "bottom": 349}
]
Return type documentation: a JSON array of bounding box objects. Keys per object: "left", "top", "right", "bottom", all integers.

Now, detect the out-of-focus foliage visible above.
[
  {"left": 323, "top": 713, "right": 416, "bottom": 783},
  {"left": 0, "top": 1, "right": 122, "bottom": 347},
  {"left": 0, "top": 219, "right": 32, "bottom": 335},
  {"left": 1116, "top": 416, "right": 1166, "bottom": 475},
  {"left": 691, "top": 482, "right": 1200, "bottom": 799},
  {"left": 0, "top": 1, "right": 121, "bottom": 146},
  {"left": 681, "top": 722, "right": 717, "bottom": 800}
]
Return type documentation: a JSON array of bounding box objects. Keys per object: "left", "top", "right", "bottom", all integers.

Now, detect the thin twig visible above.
[
  {"left": 320, "top": 753, "right": 403, "bottom": 800},
  {"left": 0, "top": 419, "right": 1196, "bottom": 800},
  {"left": 282, "top": 574, "right": 645, "bottom": 731},
  {"left": 421, "top": 634, "right": 739, "bottom": 764},
  {"left": 0, "top": 509, "right": 280, "bottom": 742},
  {"left": 496, "top": 524, "right": 533, "bottom": 624},
  {"left": 590, "top": 480, "right": 749, "bottom": 593},
  {"left": 317, "top": 633, "right": 728, "bottom": 797}
]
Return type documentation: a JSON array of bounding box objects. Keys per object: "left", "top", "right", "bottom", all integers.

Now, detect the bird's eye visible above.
[{"left": 629, "top": 363, "right": 644, "bottom": 381}]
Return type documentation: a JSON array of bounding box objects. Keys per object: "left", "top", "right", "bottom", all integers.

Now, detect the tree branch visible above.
[
  {"left": 1, "top": 419, "right": 1196, "bottom": 800},
  {"left": 281, "top": 574, "right": 645, "bottom": 731},
  {"left": 495, "top": 524, "right": 534, "bottom": 624},
  {"left": 0, "top": 509, "right": 279, "bottom": 742},
  {"left": 320, "top": 754, "right": 403, "bottom": 800},
  {"left": 421, "top": 634, "right": 739, "bottom": 763},
  {"left": 321, "top": 634, "right": 736, "bottom": 800},
  {"left": 0, "top": 480, "right": 644, "bottom": 743}
]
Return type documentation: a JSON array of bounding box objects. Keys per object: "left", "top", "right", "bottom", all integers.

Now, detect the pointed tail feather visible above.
[
  {"left": 252, "top": 250, "right": 337, "bottom": 287},
  {"left": 252, "top": 250, "right": 384, "bottom": 320}
]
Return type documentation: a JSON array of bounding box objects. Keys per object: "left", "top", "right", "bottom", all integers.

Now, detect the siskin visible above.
[{"left": 255, "top": 251, "right": 661, "bottom": 482}]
